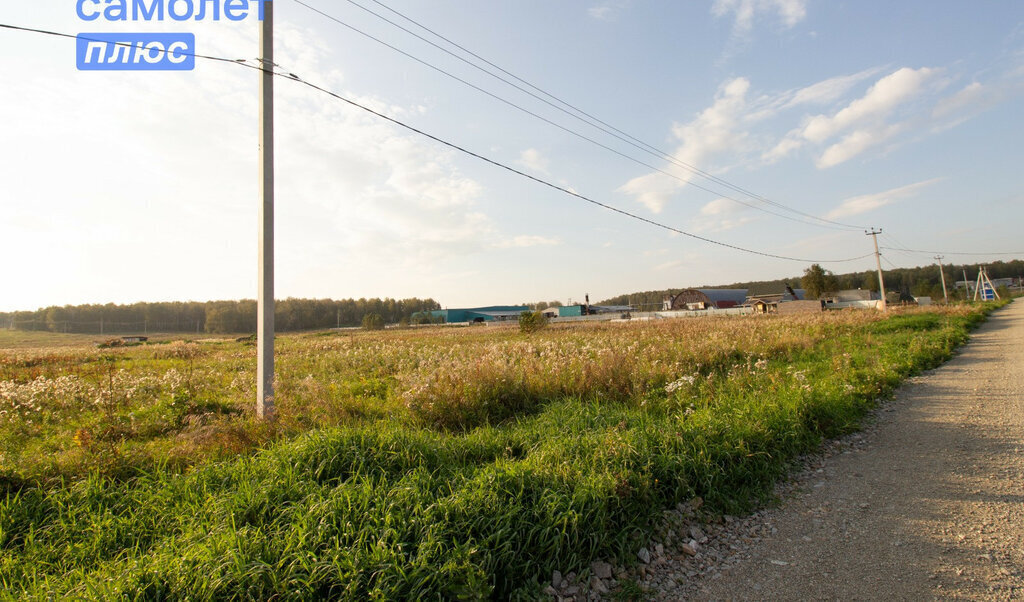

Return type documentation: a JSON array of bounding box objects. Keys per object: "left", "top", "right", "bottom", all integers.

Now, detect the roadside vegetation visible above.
[{"left": 0, "top": 302, "right": 1007, "bottom": 599}]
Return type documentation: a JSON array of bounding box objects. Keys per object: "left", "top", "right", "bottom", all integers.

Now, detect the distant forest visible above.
[
  {"left": 1, "top": 298, "right": 441, "bottom": 335},
  {"left": 599, "top": 259, "right": 1024, "bottom": 310},
  {"left": 5, "top": 260, "right": 1021, "bottom": 335}
]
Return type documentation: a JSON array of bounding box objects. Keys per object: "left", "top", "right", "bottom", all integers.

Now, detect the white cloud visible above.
[
  {"left": 517, "top": 148, "right": 549, "bottom": 174},
  {"left": 826, "top": 179, "right": 941, "bottom": 220},
  {"left": 801, "top": 67, "right": 937, "bottom": 143},
  {"left": 762, "top": 132, "right": 804, "bottom": 163},
  {"left": 932, "top": 82, "right": 987, "bottom": 118},
  {"left": 693, "top": 198, "right": 757, "bottom": 232},
  {"left": 929, "top": 81, "right": 1013, "bottom": 132},
  {"left": 700, "top": 198, "right": 740, "bottom": 216},
  {"left": 712, "top": 0, "right": 808, "bottom": 34},
  {"left": 816, "top": 123, "right": 903, "bottom": 168},
  {"left": 765, "top": 67, "right": 942, "bottom": 167},
  {"left": 588, "top": 1, "right": 628, "bottom": 21},
  {"left": 784, "top": 67, "right": 885, "bottom": 108},
  {"left": 619, "top": 172, "right": 679, "bottom": 213},
  {"left": 619, "top": 77, "right": 754, "bottom": 213},
  {"left": 274, "top": 75, "right": 497, "bottom": 268}
]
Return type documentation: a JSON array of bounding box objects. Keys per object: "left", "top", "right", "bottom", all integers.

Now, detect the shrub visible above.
[
  {"left": 361, "top": 313, "right": 385, "bottom": 331},
  {"left": 518, "top": 311, "right": 548, "bottom": 334}
]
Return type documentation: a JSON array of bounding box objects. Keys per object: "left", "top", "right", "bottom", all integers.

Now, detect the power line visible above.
[
  {"left": 874, "top": 233, "right": 1023, "bottom": 261},
  {"left": 0, "top": 23, "right": 256, "bottom": 68},
  {"left": 880, "top": 246, "right": 1024, "bottom": 257},
  {"left": 1, "top": 22, "right": 873, "bottom": 265},
  {"left": 316, "top": 0, "right": 866, "bottom": 231},
  {"left": 290, "top": 0, "right": 865, "bottom": 232},
  {"left": 878, "top": 233, "right": 918, "bottom": 259},
  {"left": 272, "top": 70, "right": 875, "bottom": 263}
]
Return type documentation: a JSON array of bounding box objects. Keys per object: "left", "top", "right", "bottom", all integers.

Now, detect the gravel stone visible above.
[
  {"left": 637, "top": 547, "right": 651, "bottom": 564},
  {"left": 590, "top": 561, "right": 612, "bottom": 580}
]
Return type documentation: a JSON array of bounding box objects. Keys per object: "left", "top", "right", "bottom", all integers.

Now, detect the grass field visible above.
[{"left": 0, "top": 302, "right": 1005, "bottom": 599}]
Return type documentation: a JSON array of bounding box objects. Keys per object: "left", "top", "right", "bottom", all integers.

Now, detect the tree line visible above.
[
  {"left": 1, "top": 297, "right": 441, "bottom": 335},
  {"left": 799, "top": 259, "right": 1024, "bottom": 300},
  {"left": 598, "top": 259, "right": 1024, "bottom": 307}
]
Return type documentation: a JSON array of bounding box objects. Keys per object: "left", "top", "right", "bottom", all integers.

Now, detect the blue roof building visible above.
[{"left": 430, "top": 306, "right": 530, "bottom": 323}]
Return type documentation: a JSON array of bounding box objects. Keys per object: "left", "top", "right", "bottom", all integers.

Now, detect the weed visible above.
[{"left": 0, "top": 301, "right": 1008, "bottom": 599}]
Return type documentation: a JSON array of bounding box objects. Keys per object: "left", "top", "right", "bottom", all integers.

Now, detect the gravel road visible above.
[
  {"left": 546, "top": 303, "right": 1023, "bottom": 601},
  {"left": 657, "top": 301, "right": 1024, "bottom": 600}
]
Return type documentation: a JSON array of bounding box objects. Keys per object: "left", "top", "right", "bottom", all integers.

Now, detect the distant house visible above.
[
  {"left": 745, "top": 287, "right": 811, "bottom": 314},
  {"left": 663, "top": 289, "right": 748, "bottom": 311},
  {"left": 745, "top": 287, "right": 805, "bottom": 308}
]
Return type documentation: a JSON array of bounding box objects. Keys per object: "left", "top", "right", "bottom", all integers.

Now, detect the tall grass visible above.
[{"left": 0, "top": 302, "right": 1006, "bottom": 599}]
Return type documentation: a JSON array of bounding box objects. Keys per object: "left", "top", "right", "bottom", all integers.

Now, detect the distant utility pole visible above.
[
  {"left": 866, "top": 229, "right": 887, "bottom": 312},
  {"left": 935, "top": 255, "right": 949, "bottom": 304},
  {"left": 973, "top": 266, "right": 1000, "bottom": 301},
  {"left": 257, "top": 0, "right": 275, "bottom": 418}
]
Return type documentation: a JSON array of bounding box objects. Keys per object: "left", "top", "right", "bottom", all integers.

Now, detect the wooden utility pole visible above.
[
  {"left": 866, "top": 229, "right": 887, "bottom": 312},
  {"left": 257, "top": 0, "right": 275, "bottom": 418},
  {"left": 935, "top": 255, "right": 949, "bottom": 304}
]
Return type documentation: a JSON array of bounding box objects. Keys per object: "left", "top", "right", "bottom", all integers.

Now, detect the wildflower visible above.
[{"left": 665, "top": 375, "right": 696, "bottom": 393}]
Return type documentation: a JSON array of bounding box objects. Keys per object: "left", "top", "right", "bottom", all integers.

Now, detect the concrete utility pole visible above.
[
  {"left": 866, "top": 229, "right": 887, "bottom": 312},
  {"left": 935, "top": 255, "right": 949, "bottom": 304},
  {"left": 257, "top": 0, "right": 275, "bottom": 418}
]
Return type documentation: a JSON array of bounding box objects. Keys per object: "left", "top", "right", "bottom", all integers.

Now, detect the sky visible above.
[{"left": 1, "top": 0, "right": 1022, "bottom": 312}]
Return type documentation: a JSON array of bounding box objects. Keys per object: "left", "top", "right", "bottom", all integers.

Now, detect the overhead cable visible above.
[
  {"left": 290, "top": 0, "right": 866, "bottom": 232},
  {"left": 880, "top": 247, "right": 1024, "bottom": 257},
  {"left": 331, "top": 0, "right": 867, "bottom": 231},
  {"left": 0, "top": 22, "right": 874, "bottom": 264}
]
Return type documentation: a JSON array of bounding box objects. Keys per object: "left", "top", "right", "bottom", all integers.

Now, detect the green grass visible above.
[{"left": 0, "top": 301, "right": 1008, "bottom": 599}]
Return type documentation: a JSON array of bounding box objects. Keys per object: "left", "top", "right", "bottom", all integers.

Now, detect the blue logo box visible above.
[{"left": 77, "top": 32, "right": 196, "bottom": 70}]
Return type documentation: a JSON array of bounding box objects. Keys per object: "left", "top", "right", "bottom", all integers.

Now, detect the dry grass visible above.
[{"left": 0, "top": 302, "right": 1003, "bottom": 599}]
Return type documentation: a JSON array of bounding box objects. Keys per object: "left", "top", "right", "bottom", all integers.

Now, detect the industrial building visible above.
[
  {"left": 554, "top": 304, "right": 633, "bottom": 318},
  {"left": 429, "top": 306, "right": 529, "bottom": 323}
]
